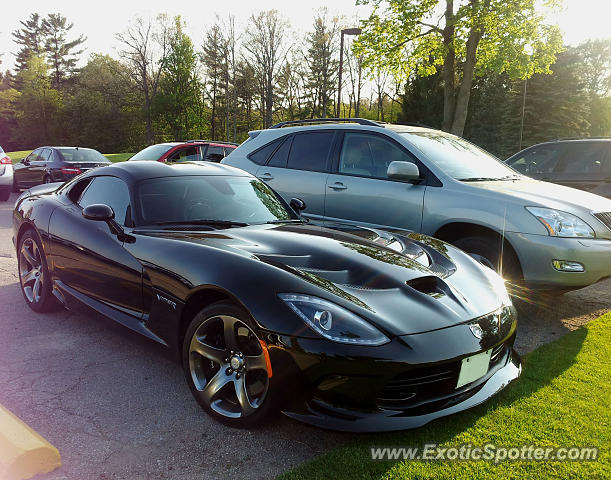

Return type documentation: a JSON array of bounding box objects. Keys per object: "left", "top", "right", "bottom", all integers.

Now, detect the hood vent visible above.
[{"left": 405, "top": 276, "right": 452, "bottom": 298}]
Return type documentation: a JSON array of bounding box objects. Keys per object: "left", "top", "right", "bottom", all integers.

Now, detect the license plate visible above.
[{"left": 457, "top": 349, "right": 492, "bottom": 388}]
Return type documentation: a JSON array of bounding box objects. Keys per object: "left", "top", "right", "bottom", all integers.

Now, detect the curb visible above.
[{"left": 0, "top": 405, "right": 61, "bottom": 480}]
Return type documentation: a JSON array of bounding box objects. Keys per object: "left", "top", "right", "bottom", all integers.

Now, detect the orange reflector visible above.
[{"left": 259, "top": 340, "right": 273, "bottom": 378}]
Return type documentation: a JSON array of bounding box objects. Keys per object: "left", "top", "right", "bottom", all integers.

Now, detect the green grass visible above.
[
  {"left": 104, "top": 152, "right": 133, "bottom": 162},
  {"left": 279, "top": 312, "right": 611, "bottom": 480},
  {"left": 6, "top": 150, "right": 133, "bottom": 164}
]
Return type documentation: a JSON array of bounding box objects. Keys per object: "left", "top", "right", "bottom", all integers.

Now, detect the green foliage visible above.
[
  {"left": 279, "top": 312, "right": 611, "bottom": 480},
  {"left": 14, "top": 55, "right": 63, "bottom": 147},
  {"left": 355, "top": 0, "right": 562, "bottom": 81},
  {"left": 155, "top": 17, "right": 205, "bottom": 141}
]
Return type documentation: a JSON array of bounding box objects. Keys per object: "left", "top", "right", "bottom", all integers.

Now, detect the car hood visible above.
[
  {"left": 143, "top": 223, "right": 507, "bottom": 335},
  {"left": 466, "top": 177, "right": 611, "bottom": 214}
]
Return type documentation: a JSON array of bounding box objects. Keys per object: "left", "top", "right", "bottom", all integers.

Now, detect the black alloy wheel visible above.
[
  {"left": 17, "top": 230, "right": 59, "bottom": 312},
  {"left": 182, "top": 301, "right": 273, "bottom": 427}
]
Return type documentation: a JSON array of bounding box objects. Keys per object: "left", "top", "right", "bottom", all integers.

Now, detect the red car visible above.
[{"left": 129, "top": 140, "right": 238, "bottom": 163}]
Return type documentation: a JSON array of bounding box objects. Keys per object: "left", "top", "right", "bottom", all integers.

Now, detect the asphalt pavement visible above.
[{"left": 1, "top": 191, "right": 609, "bottom": 480}]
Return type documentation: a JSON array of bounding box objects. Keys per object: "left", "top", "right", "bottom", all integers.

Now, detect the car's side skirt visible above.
[{"left": 53, "top": 279, "right": 168, "bottom": 346}]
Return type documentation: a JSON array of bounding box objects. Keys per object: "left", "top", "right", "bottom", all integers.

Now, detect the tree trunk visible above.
[
  {"left": 450, "top": 18, "right": 484, "bottom": 135},
  {"left": 442, "top": 0, "right": 456, "bottom": 132}
]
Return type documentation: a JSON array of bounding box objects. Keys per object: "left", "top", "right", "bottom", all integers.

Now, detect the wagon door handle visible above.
[
  {"left": 260, "top": 172, "right": 273, "bottom": 181},
  {"left": 328, "top": 182, "right": 347, "bottom": 190}
]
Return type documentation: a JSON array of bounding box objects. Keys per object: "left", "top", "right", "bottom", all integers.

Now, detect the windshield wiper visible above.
[
  {"left": 264, "top": 219, "right": 306, "bottom": 224},
  {"left": 459, "top": 177, "right": 503, "bottom": 182},
  {"left": 151, "top": 219, "right": 249, "bottom": 227}
]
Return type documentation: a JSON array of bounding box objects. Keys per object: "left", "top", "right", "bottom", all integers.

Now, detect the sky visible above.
[{"left": 1, "top": 0, "right": 610, "bottom": 72}]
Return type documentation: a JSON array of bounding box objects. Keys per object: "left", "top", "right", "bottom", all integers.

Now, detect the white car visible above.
[{"left": 0, "top": 146, "right": 13, "bottom": 201}]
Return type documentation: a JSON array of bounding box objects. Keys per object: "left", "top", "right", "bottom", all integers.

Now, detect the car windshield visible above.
[
  {"left": 135, "top": 175, "right": 297, "bottom": 226},
  {"left": 401, "top": 131, "right": 518, "bottom": 181},
  {"left": 57, "top": 148, "right": 109, "bottom": 163},
  {"left": 130, "top": 144, "right": 175, "bottom": 161}
]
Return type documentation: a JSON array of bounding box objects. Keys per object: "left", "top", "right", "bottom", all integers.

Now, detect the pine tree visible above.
[
  {"left": 41, "top": 13, "right": 86, "bottom": 89},
  {"left": 12, "top": 13, "right": 45, "bottom": 73}
]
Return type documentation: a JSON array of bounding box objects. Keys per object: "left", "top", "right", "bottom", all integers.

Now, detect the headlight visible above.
[
  {"left": 526, "top": 207, "right": 594, "bottom": 238},
  {"left": 279, "top": 294, "right": 389, "bottom": 346}
]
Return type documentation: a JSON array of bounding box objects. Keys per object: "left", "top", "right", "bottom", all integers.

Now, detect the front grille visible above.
[
  {"left": 377, "top": 342, "right": 509, "bottom": 413},
  {"left": 593, "top": 212, "right": 611, "bottom": 231}
]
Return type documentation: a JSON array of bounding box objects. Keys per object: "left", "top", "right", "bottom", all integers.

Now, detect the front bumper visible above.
[
  {"left": 269, "top": 308, "right": 520, "bottom": 432},
  {"left": 505, "top": 232, "right": 611, "bottom": 289}
]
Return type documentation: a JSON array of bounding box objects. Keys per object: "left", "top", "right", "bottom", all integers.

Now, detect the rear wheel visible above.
[
  {"left": 17, "top": 230, "right": 59, "bottom": 312},
  {"left": 182, "top": 301, "right": 273, "bottom": 427}
]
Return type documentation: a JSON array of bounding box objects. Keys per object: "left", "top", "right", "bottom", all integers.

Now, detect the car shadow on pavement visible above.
[{"left": 0, "top": 280, "right": 348, "bottom": 480}]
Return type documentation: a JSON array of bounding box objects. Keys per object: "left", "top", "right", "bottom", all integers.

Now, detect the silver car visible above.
[
  {"left": 0, "top": 146, "right": 13, "bottom": 202},
  {"left": 223, "top": 120, "right": 611, "bottom": 293}
]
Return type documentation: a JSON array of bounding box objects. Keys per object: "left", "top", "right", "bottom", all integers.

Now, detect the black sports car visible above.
[
  {"left": 13, "top": 146, "right": 110, "bottom": 191},
  {"left": 13, "top": 161, "right": 521, "bottom": 432}
]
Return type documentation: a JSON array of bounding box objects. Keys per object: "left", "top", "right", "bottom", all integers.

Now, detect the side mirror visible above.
[
  {"left": 290, "top": 197, "right": 306, "bottom": 213},
  {"left": 82, "top": 204, "right": 114, "bottom": 221},
  {"left": 387, "top": 161, "right": 421, "bottom": 182}
]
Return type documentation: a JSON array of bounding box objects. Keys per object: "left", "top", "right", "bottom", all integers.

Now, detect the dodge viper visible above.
[{"left": 13, "top": 161, "right": 521, "bottom": 431}]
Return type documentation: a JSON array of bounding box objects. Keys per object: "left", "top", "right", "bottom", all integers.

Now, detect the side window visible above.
[
  {"left": 78, "top": 176, "right": 132, "bottom": 226},
  {"left": 508, "top": 145, "right": 562, "bottom": 174},
  {"left": 168, "top": 147, "right": 198, "bottom": 162},
  {"left": 223, "top": 147, "right": 235, "bottom": 157},
  {"left": 248, "top": 138, "right": 284, "bottom": 165},
  {"left": 556, "top": 143, "right": 608, "bottom": 174},
  {"left": 286, "top": 132, "right": 334, "bottom": 172},
  {"left": 39, "top": 149, "right": 52, "bottom": 162},
  {"left": 205, "top": 146, "right": 225, "bottom": 162},
  {"left": 24, "top": 150, "right": 40, "bottom": 164},
  {"left": 339, "top": 133, "right": 414, "bottom": 178},
  {"left": 267, "top": 136, "right": 292, "bottom": 167}
]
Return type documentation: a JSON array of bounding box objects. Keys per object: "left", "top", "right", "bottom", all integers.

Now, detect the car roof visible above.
[{"left": 86, "top": 160, "right": 252, "bottom": 184}]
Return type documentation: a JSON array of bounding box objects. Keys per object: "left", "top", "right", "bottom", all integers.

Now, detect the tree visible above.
[
  {"left": 354, "top": 0, "right": 564, "bottom": 136},
  {"left": 201, "top": 22, "right": 228, "bottom": 140},
  {"left": 14, "top": 55, "right": 62, "bottom": 146},
  {"left": 63, "top": 54, "right": 138, "bottom": 152},
  {"left": 304, "top": 9, "right": 340, "bottom": 118},
  {"left": 243, "top": 10, "right": 288, "bottom": 128},
  {"left": 12, "top": 13, "right": 45, "bottom": 73},
  {"left": 117, "top": 15, "right": 171, "bottom": 144},
  {"left": 155, "top": 17, "right": 203, "bottom": 141},
  {"left": 41, "top": 13, "right": 86, "bottom": 89}
]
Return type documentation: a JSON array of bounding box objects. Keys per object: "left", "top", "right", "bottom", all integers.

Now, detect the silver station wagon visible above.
[{"left": 223, "top": 119, "right": 611, "bottom": 294}]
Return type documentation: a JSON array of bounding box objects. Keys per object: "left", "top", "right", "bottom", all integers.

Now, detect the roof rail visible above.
[
  {"left": 395, "top": 122, "right": 434, "bottom": 129},
  {"left": 185, "top": 139, "right": 240, "bottom": 146},
  {"left": 270, "top": 118, "right": 383, "bottom": 129}
]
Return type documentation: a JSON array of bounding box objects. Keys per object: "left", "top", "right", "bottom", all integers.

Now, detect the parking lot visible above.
[{"left": 1, "top": 191, "right": 609, "bottom": 480}]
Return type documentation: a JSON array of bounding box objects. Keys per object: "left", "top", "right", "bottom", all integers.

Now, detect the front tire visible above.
[
  {"left": 17, "top": 229, "right": 60, "bottom": 312},
  {"left": 182, "top": 301, "right": 273, "bottom": 427},
  {"left": 452, "top": 235, "right": 521, "bottom": 281}
]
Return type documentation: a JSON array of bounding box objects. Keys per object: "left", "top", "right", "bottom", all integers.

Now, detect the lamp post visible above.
[{"left": 337, "top": 27, "right": 362, "bottom": 118}]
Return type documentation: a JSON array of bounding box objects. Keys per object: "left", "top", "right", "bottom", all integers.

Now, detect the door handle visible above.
[
  {"left": 328, "top": 182, "right": 347, "bottom": 190},
  {"left": 259, "top": 172, "right": 273, "bottom": 181}
]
